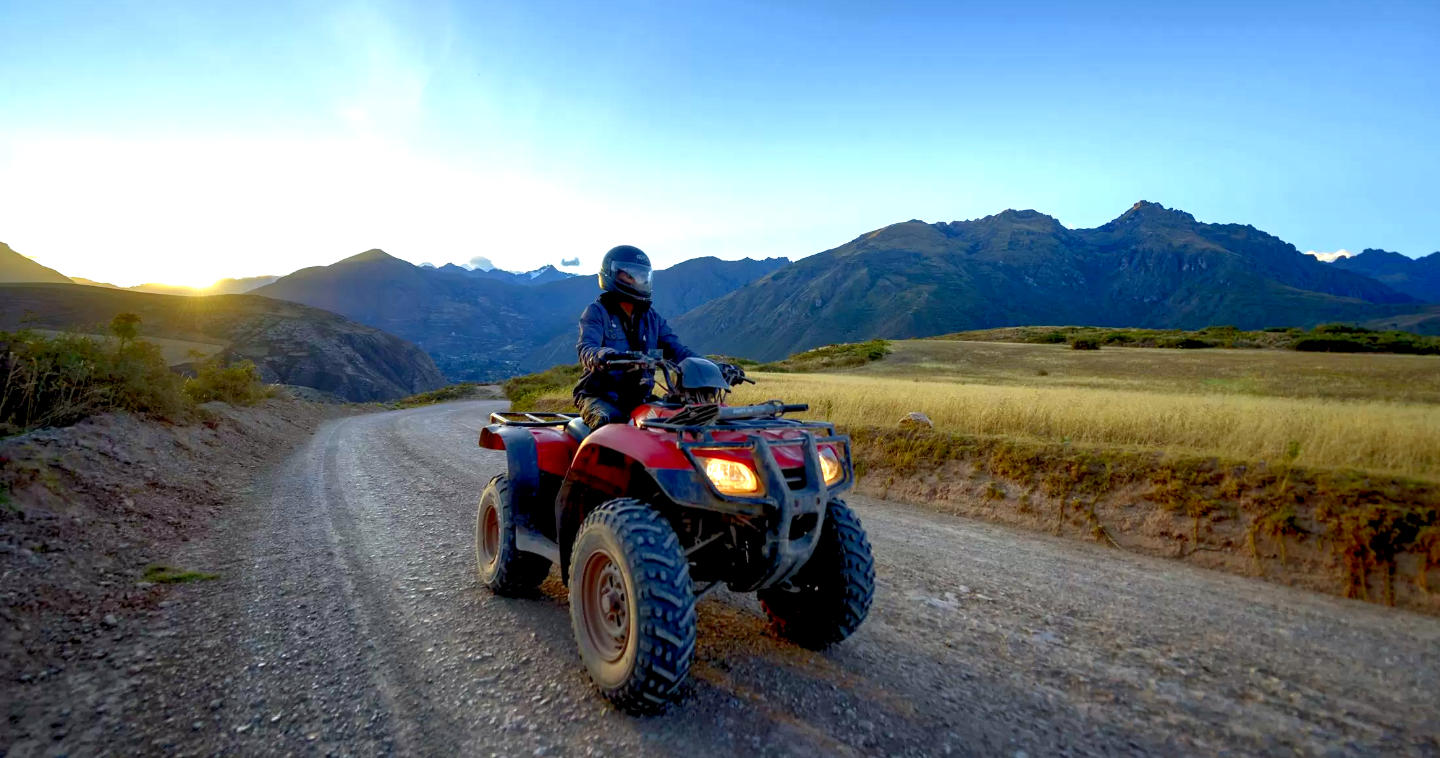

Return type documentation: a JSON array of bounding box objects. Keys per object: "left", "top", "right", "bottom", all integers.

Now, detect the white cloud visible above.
[
  {"left": 466, "top": 256, "right": 494, "bottom": 271},
  {"left": 1304, "top": 249, "right": 1354, "bottom": 262},
  {"left": 560, "top": 257, "right": 580, "bottom": 267}
]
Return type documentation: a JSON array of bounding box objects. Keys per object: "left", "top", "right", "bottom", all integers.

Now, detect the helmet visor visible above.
[{"left": 612, "top": 261, "right": 653, "bottom": 297}]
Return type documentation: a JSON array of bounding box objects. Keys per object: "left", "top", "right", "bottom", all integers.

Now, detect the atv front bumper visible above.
[{"left": 650, "top": 430, "right": 853, "bottom": 591}]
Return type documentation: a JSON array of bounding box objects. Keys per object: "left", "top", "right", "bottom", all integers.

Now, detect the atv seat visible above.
[{"left": 565, "top": 417, "right": 592, "bottom": 443}]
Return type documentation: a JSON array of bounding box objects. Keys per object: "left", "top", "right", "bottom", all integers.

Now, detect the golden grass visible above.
[
  {"left": 731, "top": 372, "right": 1440, "bottom": 481},
  {"left": 865, "top": 340, "right": 1440, "bottom": 403}
]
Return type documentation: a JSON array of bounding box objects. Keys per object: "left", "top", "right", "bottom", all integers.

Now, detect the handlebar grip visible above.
[{"left": 779, "top": 403, "right": 808, "bottom": 413}]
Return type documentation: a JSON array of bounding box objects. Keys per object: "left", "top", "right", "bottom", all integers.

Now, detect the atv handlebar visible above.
[{"left": 716, "top": 401, "right": 808, "bottom": 420}]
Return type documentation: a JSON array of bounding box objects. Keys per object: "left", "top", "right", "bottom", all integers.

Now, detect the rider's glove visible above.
[
  {"left": 589, "top": 347, "right": 618, "bottom": 369},
  {"left": 719, "top": 362, "right": 748, "bottom": 386}
]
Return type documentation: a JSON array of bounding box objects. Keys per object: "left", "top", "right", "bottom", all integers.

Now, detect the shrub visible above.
[
  {"left": 184, "top": 358, "right": 270, "bottom": 406},
  {"left": 757, "top": 340, "right": 891, "bottom": 372},
  {"left": 1313, "top": 323, "right": 1373, "bottom": 335},
  {"left": 394, "top": 382, "right": 481, "bottom": 408},
  {"left": 504, "top": 364, "right": 583, "bottom": 410},
  {"left": 1, "top": 327, "right": 186, "bottom": 434},
  {"left": 1293, "top": 337, "right": 1371, "bottom": 353},
  {"left": 1069, "top": 337, "right": 1100, "bottom": 350}
]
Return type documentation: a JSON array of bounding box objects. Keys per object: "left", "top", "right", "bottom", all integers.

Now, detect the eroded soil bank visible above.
[
  {"left": 850, "top": 427, "right": 1440, "bottom": 616},
  {"left": 0, "top": 394, "right": 355, "bottom": 728}
]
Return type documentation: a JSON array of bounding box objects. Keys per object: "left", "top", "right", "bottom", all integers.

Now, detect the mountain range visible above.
[
  {"left": 1329, "top": 249, "right": 1440, "bottom": 303},
  {"left": 4, "top": 200, "right": 1437, "bottom": 383},
  {"left": 673, "top": 202, "right": 1432, "bottom": 359},
  {"left": 252, "top": 251, "right": 790, "bottom": 379},
  {"left": 432, "top": 263, "right": 576, "bottom": 286}
]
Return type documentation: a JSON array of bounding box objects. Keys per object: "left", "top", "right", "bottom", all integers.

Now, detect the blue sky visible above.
[{"left": 1, "top": 0, "right": 1436, "bottom": 286}]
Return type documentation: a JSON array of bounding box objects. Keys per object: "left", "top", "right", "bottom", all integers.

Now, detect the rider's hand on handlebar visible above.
[{"left": 719, "top": 361, "right": 753, "bottom": 386}]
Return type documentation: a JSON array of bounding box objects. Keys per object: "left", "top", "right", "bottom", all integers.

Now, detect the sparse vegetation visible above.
[
  {"left": 756, "top": 340, "right": 891, "bottom": 372},
  {"left": 503, "top": 364, "right": 583, "bottom": 411},
  {"left": 940, "top": 324, "right": 1440, "bottom": 354},
  {"left": 1, "top": 315, "right": 272, "bottom": 435},
  {"left": 393, "top": 382, "right": 483, "bottom": 408},
  {"left": 184, "top": 357, "right": 271, "bottom": 406},
  {"left": 143, "top": 564, "right": 219, "bottom": 584}
]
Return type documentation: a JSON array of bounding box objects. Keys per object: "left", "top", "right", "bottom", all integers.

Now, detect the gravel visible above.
[{"left": 4, "top": 399, "right": 1438, "bottom": 756}]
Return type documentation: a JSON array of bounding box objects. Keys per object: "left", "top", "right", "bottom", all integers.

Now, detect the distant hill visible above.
[
  {"left": 1330, "top": 249, "right": 1440, "bottom": 303},
  {"left": 0, "top": 284, "right": 446, "bottom": 402},
  {"left": 0, "top": 242, "right": 72, "bottom": 284},
  {"left": 674, "top": 202, "right": 1422, "bottom": 361},
  {"left": 73, "top": 275, "right": 280, "bottom": 296},
  {"left": 254, "top": 251, "right": 789, "bottom": 379}
]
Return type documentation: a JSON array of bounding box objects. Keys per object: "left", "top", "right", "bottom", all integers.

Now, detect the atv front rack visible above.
[{"left": 489, "top": 411, "right": 579, "bottom": 427}]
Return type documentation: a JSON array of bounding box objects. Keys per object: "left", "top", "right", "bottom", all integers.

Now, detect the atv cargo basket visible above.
[{"left": 489, "top": 411, "right": 580, "bottom": 427}]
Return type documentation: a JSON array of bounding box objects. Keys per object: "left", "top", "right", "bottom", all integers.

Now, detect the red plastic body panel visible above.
[
  {"left": 479, "top": 425, "right": 577, "bottom": 477},
  {"left": 531, "top": 427, "right": 579, "bottom": 477}
]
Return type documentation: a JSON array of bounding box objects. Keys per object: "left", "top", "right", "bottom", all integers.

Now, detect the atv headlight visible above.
[
  {"left": 820, "top": 447, "right": 844, "bottom": 485},
  {"left": 702, "top": 457, "right": 762, "bottom": 495}
]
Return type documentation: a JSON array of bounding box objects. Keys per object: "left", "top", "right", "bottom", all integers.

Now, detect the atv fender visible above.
[
  {"left": 479, "top": 424, "right": 568, "bottom": 563},
  {"left": 552, "top": 425, "right": 687, "bottom": 581}
]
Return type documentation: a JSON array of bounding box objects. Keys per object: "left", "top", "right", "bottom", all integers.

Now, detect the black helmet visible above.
[{"left": 598, "top": 245, "right": 653, "bottom": 302}]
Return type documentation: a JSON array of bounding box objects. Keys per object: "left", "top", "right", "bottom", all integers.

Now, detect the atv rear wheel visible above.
[
  {"left": 568, "top": 498, "right": 696, "bottom": 714},
  {"left": 758, "top": 499, "right": 875, "bottom": 650},
  {"left": 475, "top": 475, "right": 550, "bottom": 595}
]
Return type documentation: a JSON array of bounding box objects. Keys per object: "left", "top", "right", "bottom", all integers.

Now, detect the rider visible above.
[{"left": 573, "top": 245, "right": 699, "bottom": 429}]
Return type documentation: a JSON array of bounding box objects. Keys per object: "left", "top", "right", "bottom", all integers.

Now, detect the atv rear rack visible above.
[{"left": 489, "top": 411, "right": 580, "bottom": 427}]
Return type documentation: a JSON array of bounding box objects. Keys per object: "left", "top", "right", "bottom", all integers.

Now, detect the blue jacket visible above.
[{"left": 574, "top": 294, "right": 697, "bottom": 406}]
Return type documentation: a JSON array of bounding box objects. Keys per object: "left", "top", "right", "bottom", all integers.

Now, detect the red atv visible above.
[{"left": 476, "top": 353, "right": 874, "bottom": 713}]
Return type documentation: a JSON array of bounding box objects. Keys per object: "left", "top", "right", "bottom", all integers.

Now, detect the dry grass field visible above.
[
  {"left": 511, "top": 338, "right": 1440, "bottom": 609},
  {"left": 729, "top": 340, "right": 1440, "bottom": 481}
]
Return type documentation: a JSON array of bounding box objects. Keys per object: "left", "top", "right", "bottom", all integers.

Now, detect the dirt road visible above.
[{"left": 11, "top": 400, "right": 1438, "bottom": 756}]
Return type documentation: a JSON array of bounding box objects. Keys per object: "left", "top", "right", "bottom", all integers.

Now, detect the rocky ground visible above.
[
  {"left": 3, "top": 400, "right": 1439, "bottom": 756},
  {"left": 0, "top": 392, "right": 358, "bottom": 751}
]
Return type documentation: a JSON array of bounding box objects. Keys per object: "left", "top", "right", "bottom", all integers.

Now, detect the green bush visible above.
[
  {"left": 504, "top": 364, "right": 583, "bottom": 410},
  {"left": 1, "top": 325, "right": 186, "bottom": 434},
  {"left": 184, "top": 358, "right": 270, "bottom": 406},
  {"left": 1031, "top": 330, "right": 1069, "bottom": 344},
  {"left": 1313, "top": 323, "right": 1373, "bottom": 335},
  {"left": 1069, "top": 337, "right": 1101, "bottom": 350},
  {"left": 394, "top": 382, "right": 481, "bottom": 408},
  {"left": 757, "top": 339, "right": 892, "bottom": 372}
]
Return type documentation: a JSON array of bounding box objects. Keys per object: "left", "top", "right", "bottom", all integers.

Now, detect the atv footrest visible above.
[{"left": 490, "top": 411, "right": 580, "bottom": 427}]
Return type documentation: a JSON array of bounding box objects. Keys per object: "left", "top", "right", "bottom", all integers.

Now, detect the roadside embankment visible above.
[
  {"left": 0, "top": 392, "right": 358, "bottom": 689},
  {"left": 850, "top": 427, "right": 1440, "bottom": 615}
]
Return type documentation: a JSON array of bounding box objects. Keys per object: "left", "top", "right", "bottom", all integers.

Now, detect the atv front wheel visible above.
[
  {"left": 568, "top": 498, "right": 696, "bottom": 714},
  {"left": 758, "top": 499, "right": 875, "bottom": 650},
  {"left": 475, "top": 475, "right": 550, "bottom": 595}
]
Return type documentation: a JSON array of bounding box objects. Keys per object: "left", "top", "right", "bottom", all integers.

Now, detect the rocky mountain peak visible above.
[
  {"left": 339, "top": 249, "right": 403, "bottom": 265},
  {"left": 1356, "top": 248, "right": 1409, "bottom": 261},
  {"left": 1114, "top": 200, "right": 1197, "bottom": 226}
]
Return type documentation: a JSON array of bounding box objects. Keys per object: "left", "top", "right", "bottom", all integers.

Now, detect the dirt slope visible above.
[{"left": 5, "top": 400, "right": 1436, "bottom": 755}]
